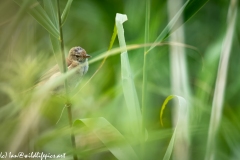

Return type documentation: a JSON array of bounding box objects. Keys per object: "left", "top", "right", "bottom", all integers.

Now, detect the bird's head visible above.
[{"left": 68, "top": 46, "right": 91, "bottom": 63}]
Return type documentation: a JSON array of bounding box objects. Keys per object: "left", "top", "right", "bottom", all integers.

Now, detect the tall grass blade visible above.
[
  {"left": 195, "top": 38, "right": 223, "bottom": 121},
  {"left": 168, "top": 0, "right": 190, "bottom": 159},
  {"left": 13, "top": 0, "right": 59, "bottom": 39},
  {"left": 205, "top": 0, "right": 238, "bottom": 160},
  {"left": 61, "top": 0, "right": 73, "bottom": 26},
  {"left": 160, "top": 95, "right": 189, "bottom": 160},
  {"left": 74, "top": 117, "right": 138, "bottom": 160},
  {"left": 116, "top": 13, "right": 142, "bottom": 135}
]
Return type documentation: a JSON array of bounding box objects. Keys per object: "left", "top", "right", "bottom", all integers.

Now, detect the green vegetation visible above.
[{"left": 0, "top": 0, "right": 239, "bottom": 160}]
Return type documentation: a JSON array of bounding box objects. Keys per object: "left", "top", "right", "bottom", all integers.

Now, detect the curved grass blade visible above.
[
  {"left": 160, "top": 95, "right": 175, "bottom": 126},
  {"left": 116, "top": 13, "right": 142, "bottom": 135},
  {"left": 160, "top": 95, "right": 189, "bottom": 160},
  {"left": 74, "top": 117, "right": 138, "bottom": 160},
  {"left": 13, "top": 0, "right": 59, "bottom": 39},
  {"left": 89, "top": 42, "right": 202, "bottom": 66},
  {"left": 61, "top": 0, "right": 73, "bottom": 26}
]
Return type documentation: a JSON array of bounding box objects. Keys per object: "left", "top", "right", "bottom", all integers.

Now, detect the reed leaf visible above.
[
  {"left": 43, "top": 0, "right": 62, "bottom": 71},
  {"left": 61, "top": 0, "right": 73, "bottom": 26},
  {"left": 43, "top": 0, "right": 58, "bottom": 26},
  {"left": 74, "top": 117, "right": 138, "bottom": 160},
  {"left": 13, "top": 0, "right": 59, "bottom": 39},
  {"left": 116, "top": 13, "right": 142, "bottom": 135},
  {"left": 147, "top": 0, "right": 209, "bottom": 53}
]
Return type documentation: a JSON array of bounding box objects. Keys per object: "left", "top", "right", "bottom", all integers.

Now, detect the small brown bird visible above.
[{"left": 38, "top": 46, "right": 91, "bottom": 93}]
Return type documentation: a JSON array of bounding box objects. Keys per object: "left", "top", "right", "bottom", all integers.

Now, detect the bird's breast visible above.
[
  {"left": 77, "top": 60, "right": 89, "bottom": 76},
  {"left": 68, "top": 60, "right": 89, "bottom": 89}
]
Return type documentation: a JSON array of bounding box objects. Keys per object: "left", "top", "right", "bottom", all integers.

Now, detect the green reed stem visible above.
[
  {"left": 57, "top": 1, "right": 77, "bottom": 160},
  {"left": 141, "top": 0, "right": 150, "bottom": 159}
]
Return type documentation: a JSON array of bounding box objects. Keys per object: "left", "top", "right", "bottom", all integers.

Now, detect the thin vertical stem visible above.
[
  {"left": 141, "top": 0, "right": 150, "bottom": 159},
  {"left": 67, "top": 104, "right": 77, "bottom": 160},
  {"left": 142, "top": 0, "right": 150, "bottom": 134},
  {"left": 57, "top": 1, "right": 77, "bottom": 160},
  {"left": 57, "top": 0, "right": 67, "bottom": 82}
]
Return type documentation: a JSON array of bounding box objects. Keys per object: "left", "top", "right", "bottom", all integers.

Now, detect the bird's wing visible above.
[
  {"left": 38, "top": 64, "right": 61, "bottom": 83},
  {"left": 24, "top": 64, "right": 62, "bottom": 91},
  {"left": 23, "top": 59, "right": 72, "bottom": 92},
  {"left": 38, "top": 59, "right": 72, "bottom": 83}
]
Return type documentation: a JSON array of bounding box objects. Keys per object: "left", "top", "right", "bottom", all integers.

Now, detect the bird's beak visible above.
[{"left": 84, "top": 54, "right": 91, "bottom": 58}]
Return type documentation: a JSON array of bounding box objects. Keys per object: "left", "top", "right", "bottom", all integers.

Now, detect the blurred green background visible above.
[{"left": 0, "top": 0, "right": 240, "bottom": 160}]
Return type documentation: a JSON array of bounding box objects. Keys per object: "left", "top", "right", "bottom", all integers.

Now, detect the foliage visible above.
[{"left": 0, "top": 0, "right": 239, "bottom": 160}]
